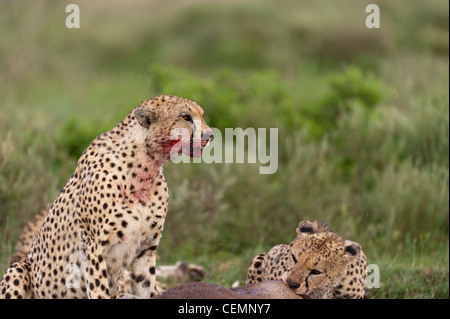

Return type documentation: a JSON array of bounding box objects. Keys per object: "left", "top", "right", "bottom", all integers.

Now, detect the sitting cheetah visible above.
[
  {"left": 0, "top": 95, "right": 212, "bottom": 299},
  {"left": 246, "top": 220, "right": 368, "bottom": 299}
]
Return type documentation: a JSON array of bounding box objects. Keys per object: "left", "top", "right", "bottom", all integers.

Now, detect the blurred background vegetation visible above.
[{"left": 0, "top": 0, "right": 448, "bottom": 298}]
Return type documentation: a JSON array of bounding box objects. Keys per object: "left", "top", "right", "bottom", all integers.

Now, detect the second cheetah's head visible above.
[
  {"left": 133, "top": 95, "right": 213, "bottom": 160},
  {"left": 282, "top": 232, "right": 362, "bottom": 299}
]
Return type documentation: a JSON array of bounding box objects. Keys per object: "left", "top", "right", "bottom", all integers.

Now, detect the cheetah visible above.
[
  {"left": 0, "top": 95, "right": 213, "bottom": 299},
  {"left": 246, "top": 220, "right": 368, "bottom": 299}
]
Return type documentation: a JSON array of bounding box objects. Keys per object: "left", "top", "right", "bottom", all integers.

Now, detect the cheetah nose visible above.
[
  {"left": 286, "top": 278, "right": 300, "bottom": 289},
  {"left": 202, "top": 129, "right": 214, "bottom": 142}
]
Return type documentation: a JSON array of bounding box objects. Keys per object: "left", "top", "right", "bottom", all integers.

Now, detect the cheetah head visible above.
[
  {"left": 282, "top": 231, "right": 361, "bottom": 299},
  {"left": 134, "top": 95, "right": 213, "bottom": 160}
]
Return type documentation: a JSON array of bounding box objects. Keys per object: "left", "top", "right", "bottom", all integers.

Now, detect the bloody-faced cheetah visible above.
[
  {"left": 246, "top": 220, "right": 368, "bottom": 299},
  {"left": 0, "top": 95, "right": 212, "bottom": 299}
]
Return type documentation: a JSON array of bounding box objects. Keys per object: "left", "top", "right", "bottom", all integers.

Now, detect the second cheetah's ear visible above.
[
  {"left": 296, "top": 220, "right": 315, "bottom": 236},
  {"left": 135, "top": 107, "right": 157, "bottom": 129},
  {"left": 343, "top": 240, "right": 362, "bottom": 260}
]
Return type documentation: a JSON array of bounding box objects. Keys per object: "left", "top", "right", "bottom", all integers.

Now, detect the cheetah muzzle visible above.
[{"left": 0, "top": 95, "right": 212, "bottom": 299}]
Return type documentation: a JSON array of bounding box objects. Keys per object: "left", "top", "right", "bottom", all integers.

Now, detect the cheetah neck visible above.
[
  {"left": 127, "top": 152, "right": 164, "bottom": 204},
  {"left": 100, "top": 112, "right": 167, "bottom": 206}
]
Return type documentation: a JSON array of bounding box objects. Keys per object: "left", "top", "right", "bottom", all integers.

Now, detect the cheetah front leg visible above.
[
  {"left": 131, "top": 245, "right": 159, "bottom": 298},
  {"left": 82, "top": 242, "right": 113, "bottom": 299},
  {"left": 0, "top": 260, "right": 33, "bottom": 299}
]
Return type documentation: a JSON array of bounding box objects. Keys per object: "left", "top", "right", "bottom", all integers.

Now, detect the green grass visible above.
[{"left": 0, "top": 0, "right": 448, "bottom": 298}]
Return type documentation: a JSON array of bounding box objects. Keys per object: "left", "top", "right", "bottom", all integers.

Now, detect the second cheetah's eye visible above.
[
  {"left": 181, "top": 114, "right": 193, "bottom": 123},
  {"left": 310, "top": 269, "right": 322, "bottom": 275}
]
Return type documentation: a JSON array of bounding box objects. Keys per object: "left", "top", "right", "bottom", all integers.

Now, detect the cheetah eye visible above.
[
  {"left": 310, "top": 269, "right": 322, "bottom": 275},
  {"left": 181, "top": 114, "right": 193, "bottom": 123}
]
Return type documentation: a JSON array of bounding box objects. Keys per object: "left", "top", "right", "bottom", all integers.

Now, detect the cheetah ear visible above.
[
  {"left": 343, "top": 240, "right": 361, "bottom": 260},
  {"left": 296, "top": 220, "right": 315, "bottom": 237},
  {"left": 135, "top": 107, "right": 157, "bottom": 129}
]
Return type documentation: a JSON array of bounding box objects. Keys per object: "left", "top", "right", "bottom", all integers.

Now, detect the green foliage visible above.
[
  {"left": 327, "top": 67, "right": 389, "bottom": 109},
  {"left": 0, "top": 0, "right": 448, "bottom": 298},
  {"left": 302, "top": 66, "right": 391, "bottom": 138},
  {"left": 56, "top": 116, "right": 110, "bottom": 162},
  {"left": 0, "top": 112, "right": 58, "bottom": 246},
  {"left": 147, "top": 65, "right": 298, "bottom": 131}
]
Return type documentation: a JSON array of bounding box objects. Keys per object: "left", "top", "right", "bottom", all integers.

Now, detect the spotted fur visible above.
[
  {"left": 7, "top": 206, "right": 206, "bottom": 296},
  {"left": 9, "top": 208, "right": 48, "bottom": 266},
  {"left": 0, "top": 95, "right": 212, "bottom": 299}
]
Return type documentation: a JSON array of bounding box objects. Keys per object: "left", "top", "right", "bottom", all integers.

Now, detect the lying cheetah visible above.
[
  {"left": 246, "top": 220, "right": 368, "bottom": 299},
  {"left": 0, "top": 95, "right": 212, "bottom": 299}
]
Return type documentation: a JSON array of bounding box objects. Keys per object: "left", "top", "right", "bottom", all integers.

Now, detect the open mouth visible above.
[
  {"left": 165, "top": 131, "right": 212, "bottom": 159},
  {"left": 187, "top": 136, "right": 211, "bottom": 158}
]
